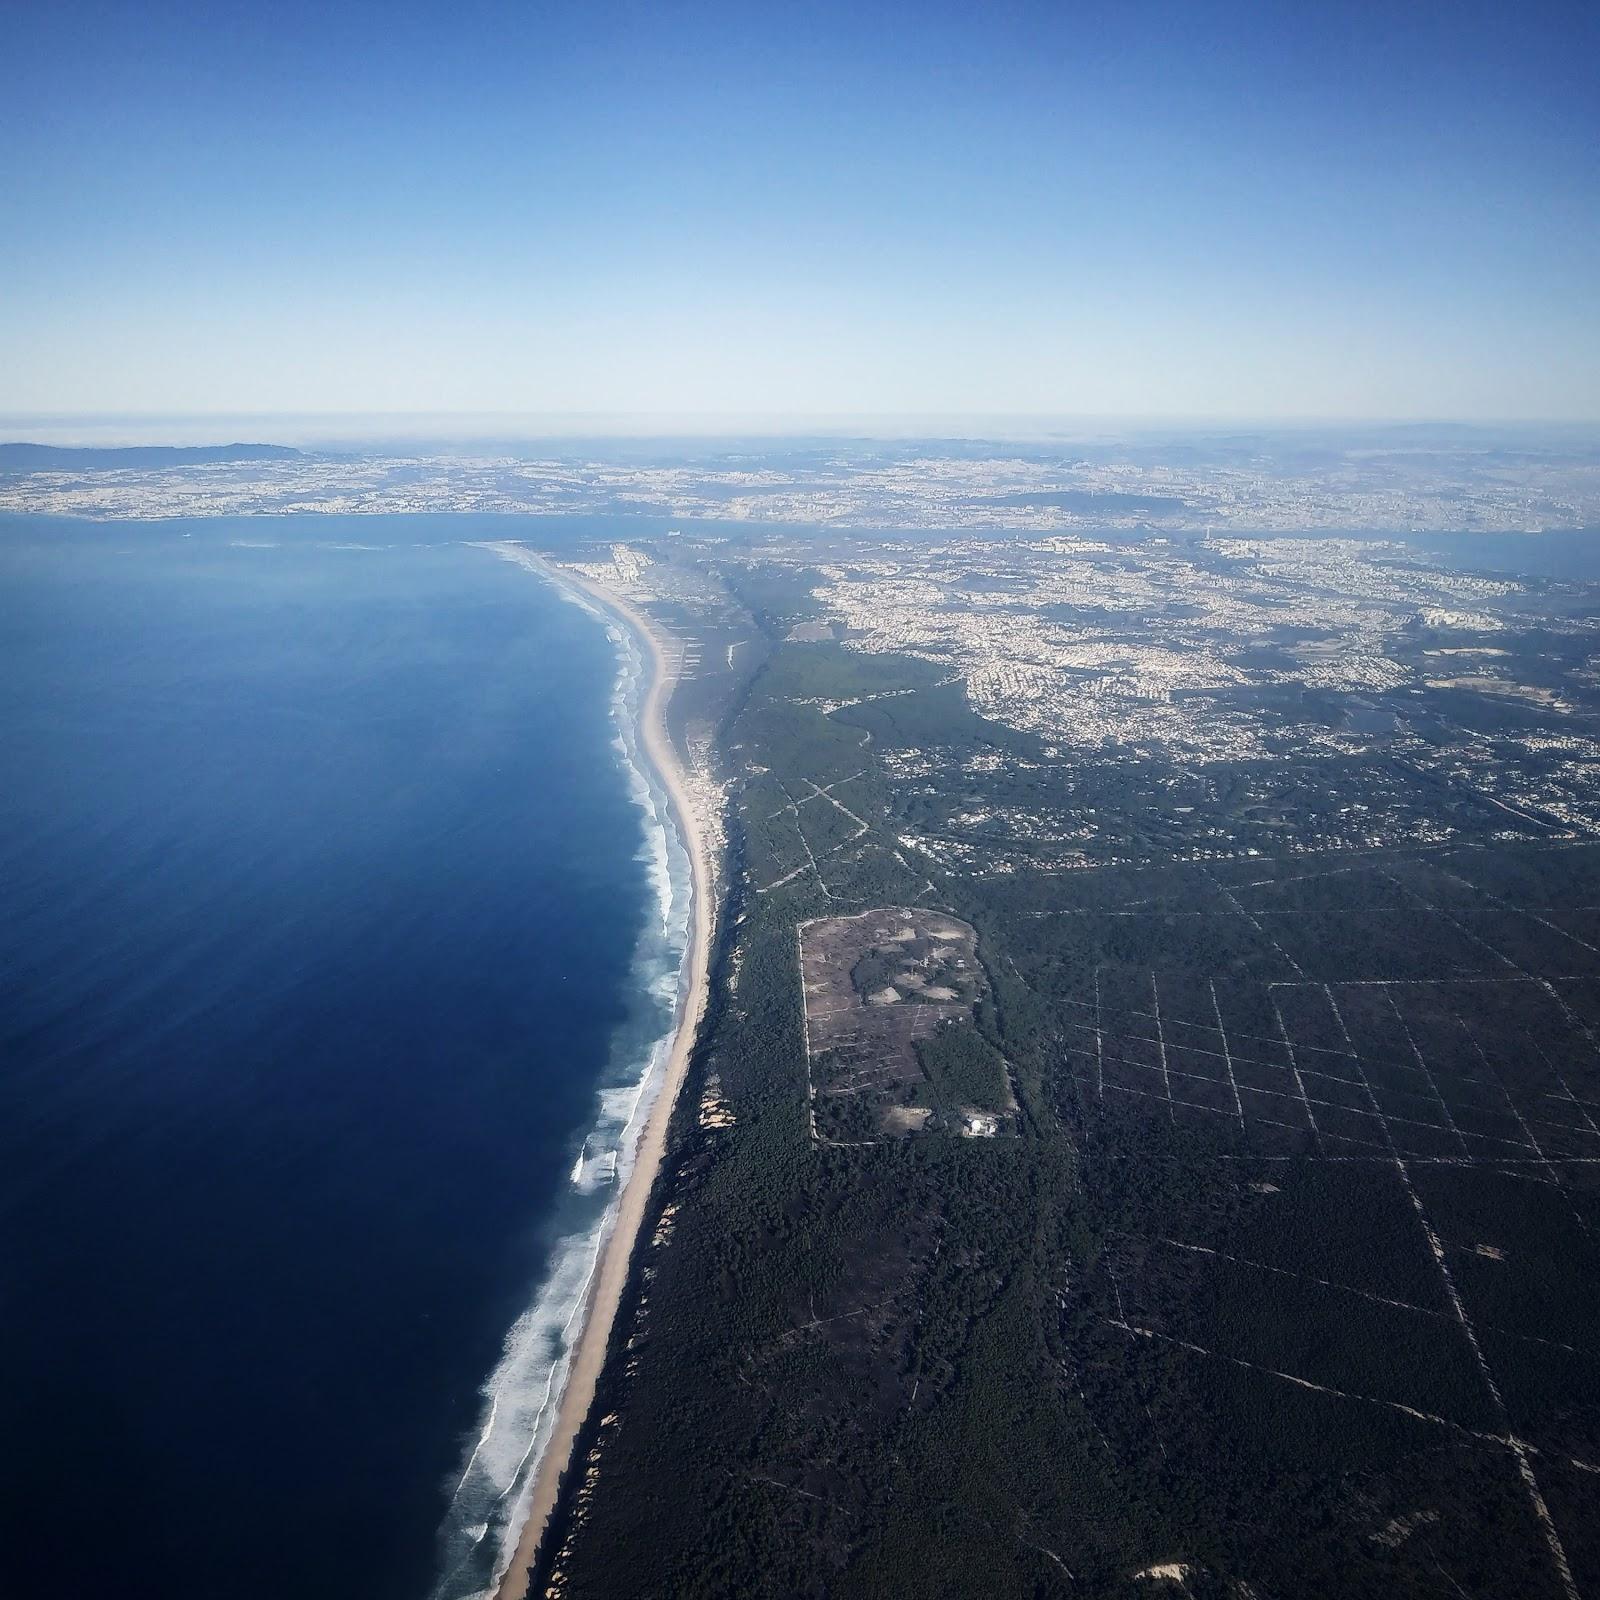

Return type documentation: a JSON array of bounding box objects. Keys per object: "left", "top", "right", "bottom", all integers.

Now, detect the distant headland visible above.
[{"left": 0, "top": 442, "right": 301, "bottom": 471}]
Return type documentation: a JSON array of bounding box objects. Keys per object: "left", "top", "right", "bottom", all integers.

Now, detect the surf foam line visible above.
[{"left": 429, "top": 544, "right": 693, "bottom": 1600}]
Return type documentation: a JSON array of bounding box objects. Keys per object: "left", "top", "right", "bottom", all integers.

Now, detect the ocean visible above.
[{"left": 0, "top": 519, "right": 691, "bottom": 1600}]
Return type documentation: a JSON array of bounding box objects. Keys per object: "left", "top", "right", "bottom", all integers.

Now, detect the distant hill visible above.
[
  {"left": 976, "top": 487, "right": 1189, "bottom": 514},
  {"left": 0, "top": 442, "right": 301, "bottom": 471}
]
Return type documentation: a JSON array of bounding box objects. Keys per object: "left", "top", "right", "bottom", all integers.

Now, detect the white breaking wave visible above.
[{"left": 429, "top": 549, "right": 693, "bottom": 1600}]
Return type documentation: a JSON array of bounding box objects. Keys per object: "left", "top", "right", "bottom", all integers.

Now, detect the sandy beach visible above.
[{"left": 489, "top": 550, "right": 714, "bottom": 1600}]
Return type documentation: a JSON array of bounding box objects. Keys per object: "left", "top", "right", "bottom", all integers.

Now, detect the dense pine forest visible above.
[{"left": 532, "top": 555, "right": 1600, "bottom": 1600}]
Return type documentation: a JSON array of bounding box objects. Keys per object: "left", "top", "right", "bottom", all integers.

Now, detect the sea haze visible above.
[{"left": 0, "top": 522, "right": 666, "bottom": 1599}]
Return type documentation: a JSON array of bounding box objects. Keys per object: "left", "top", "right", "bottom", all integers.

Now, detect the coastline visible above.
[{"left": 488, "top": 547, "right": 715, "bottom": 1600}]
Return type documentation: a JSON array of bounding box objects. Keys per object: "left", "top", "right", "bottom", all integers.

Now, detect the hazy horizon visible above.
[{"left": 4, "top": 412, "right": 1598, "bottom": 454}]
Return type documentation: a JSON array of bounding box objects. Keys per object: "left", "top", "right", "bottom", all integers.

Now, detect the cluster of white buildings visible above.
[{"left": 4, "top": 437, "right": 1596, "bottom": 535}]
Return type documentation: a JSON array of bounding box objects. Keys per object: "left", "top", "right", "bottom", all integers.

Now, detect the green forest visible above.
[{"left": 532, "top": 558, "right": 1600, "bottom": 1600}]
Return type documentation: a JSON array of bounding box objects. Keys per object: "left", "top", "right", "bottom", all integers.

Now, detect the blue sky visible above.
[{"left": 2, "top": 0, "right": 1596, "bottom": 421}]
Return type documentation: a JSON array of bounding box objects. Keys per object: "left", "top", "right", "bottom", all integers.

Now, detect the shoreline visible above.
[{"left": 490, "top": 549, "right": 715, "bottom": 1600}]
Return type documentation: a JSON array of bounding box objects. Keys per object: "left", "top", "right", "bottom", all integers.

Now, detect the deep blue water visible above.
[{"left": 0, "top": 527, "right": 658, "bottom": 1599}]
